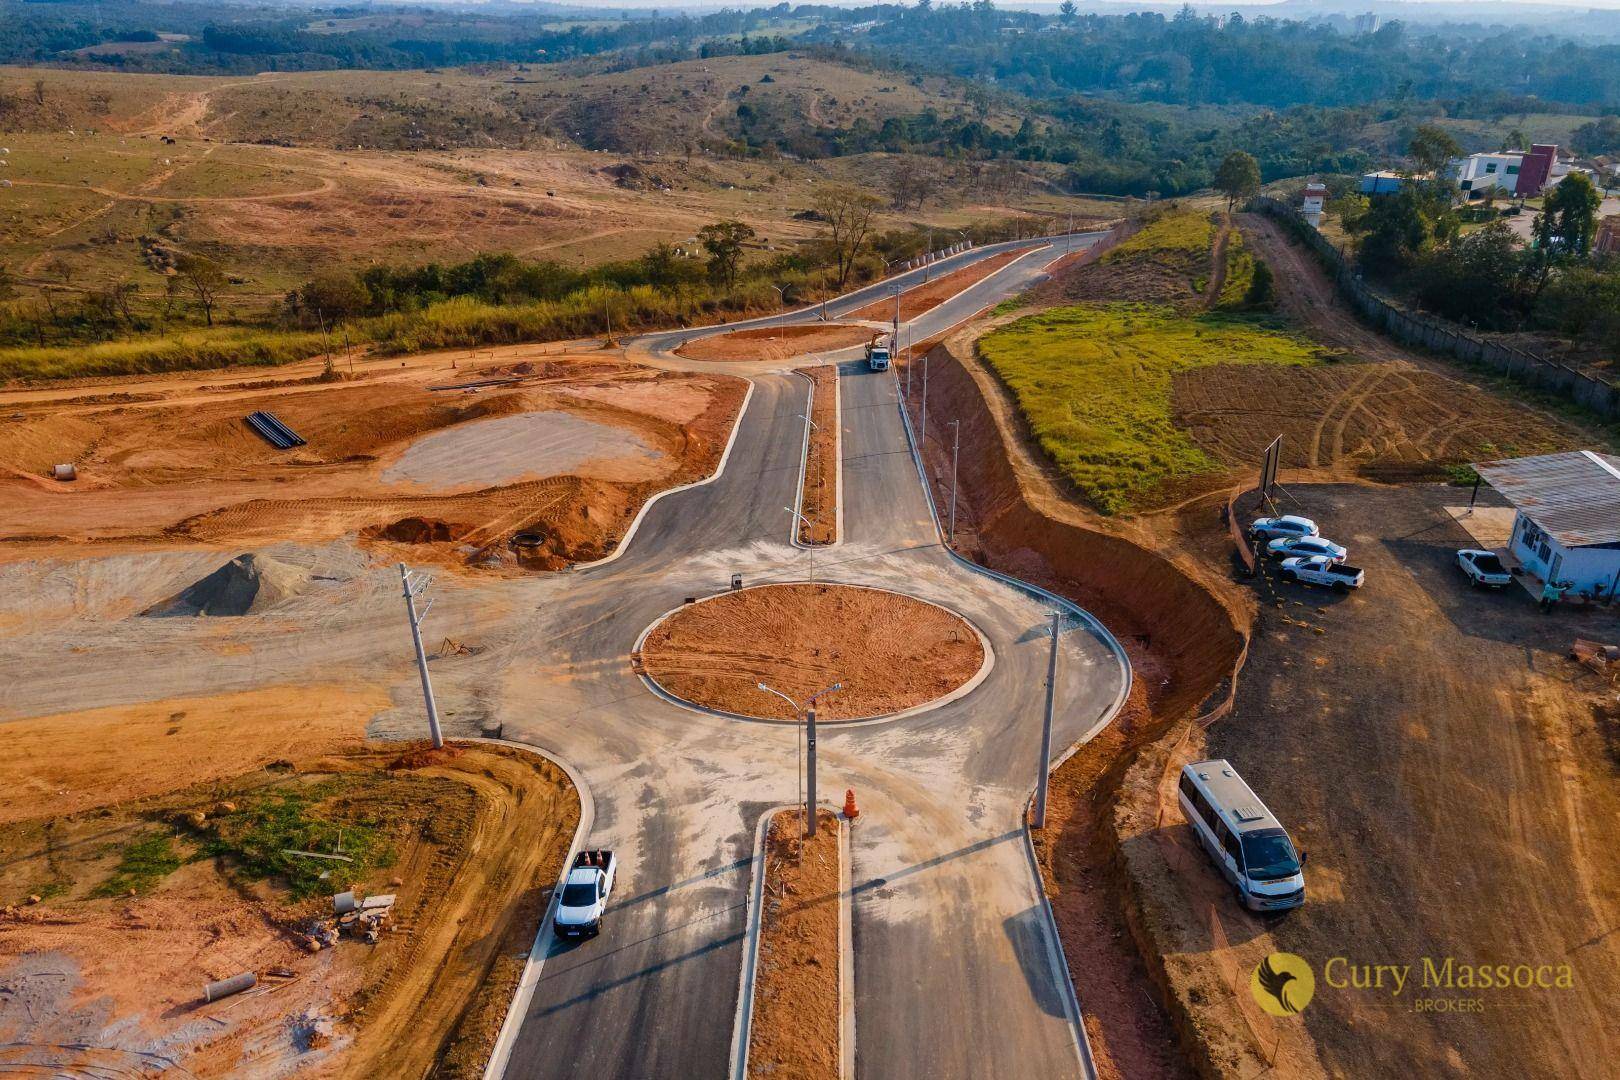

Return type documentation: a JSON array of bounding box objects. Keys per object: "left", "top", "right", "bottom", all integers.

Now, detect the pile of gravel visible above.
[{"left": 144, "top": 554, "right": 313, "bottom": 617}]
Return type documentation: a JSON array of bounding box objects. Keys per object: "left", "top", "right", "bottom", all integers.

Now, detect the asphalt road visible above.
[{"left": 495, "top": 232, "right": 1131, "bottom": 1079}]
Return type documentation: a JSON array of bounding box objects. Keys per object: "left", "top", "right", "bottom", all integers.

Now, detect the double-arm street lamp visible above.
[{"left": 757, "top": 680, "right": 843, "bottom": 837}]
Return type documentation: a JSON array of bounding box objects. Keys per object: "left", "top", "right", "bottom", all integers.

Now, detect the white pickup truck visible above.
[
  {"left": 554, "top": 850, "right": 617, "bottom": 939},
  {"left": 1278, "top": 555, "right": 1365, "bottom": 592}
]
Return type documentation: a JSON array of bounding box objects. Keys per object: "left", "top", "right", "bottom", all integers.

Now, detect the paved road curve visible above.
[{"left": 498, "top": 233, "right": 1128, "bottom": 1080}]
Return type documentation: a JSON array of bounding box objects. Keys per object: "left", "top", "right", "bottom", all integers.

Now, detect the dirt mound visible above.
[
  {"left": 144, "top": 554, "right": 313, "bottom": 617},
  {"left": 638, "top": 583, "right": 985, "bottom": 721},
  {"left": 363, "top": 517, "right": 479, "bottom": 544}
]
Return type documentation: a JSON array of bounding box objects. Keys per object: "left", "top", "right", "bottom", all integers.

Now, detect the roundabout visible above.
[{"left": 635, "top": 582, "right": 991, "bottom": 722}]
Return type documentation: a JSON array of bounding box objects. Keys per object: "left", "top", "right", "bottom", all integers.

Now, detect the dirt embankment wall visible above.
[
  {"left": 911, "top": 343, "right": 1243, "bottom": 720},
  {"left": 908, "top": 341, "right": 1255, "bottom": 1076}
]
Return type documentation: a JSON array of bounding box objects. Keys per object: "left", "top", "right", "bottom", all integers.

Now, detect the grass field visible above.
[{"left": 978, "top": 303, "right": 1325, "bottom": 513}]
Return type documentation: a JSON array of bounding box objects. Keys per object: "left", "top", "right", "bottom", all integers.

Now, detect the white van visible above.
[{"left": 1177, "top": 759, "right": 1306, "bottom": 912}]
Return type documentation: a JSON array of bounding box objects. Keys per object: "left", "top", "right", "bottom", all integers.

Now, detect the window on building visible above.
[
  {"left": 1539, "top": 541, "right": 1552, "bottom": 563},
  {"left": 1507, "top": 164, "right": 1520, "bottom": 174},
  {"left": 1486, "top": 163, "right": 1498, "bottom": 173}
]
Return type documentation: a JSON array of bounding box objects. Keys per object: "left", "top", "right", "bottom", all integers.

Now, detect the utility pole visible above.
[
  {"left": 948, "top": 419, "right": 961, "bottom": 544},
  {"left": 399, "top": 563, "right": 444, "bottom": 750},
  {"left": 1033, "top": 611, "right": 1059, "bottom": 828},
  {"left": 892, "top": 284, "right": 902, "bottom": 344}
]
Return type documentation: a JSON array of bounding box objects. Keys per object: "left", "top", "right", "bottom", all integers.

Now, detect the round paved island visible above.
[{"left": 637, "top": 583, "right": 988, "bottom": 721}]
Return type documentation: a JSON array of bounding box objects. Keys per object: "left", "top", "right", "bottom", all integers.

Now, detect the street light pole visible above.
[
  {"left": 920, "top": 353, "right": 930, "bottom": 449},
  {"left": 892, "top": 284, "right": 902, "bottom": 344},
  {"left": 948, "top": 419, "right": 960, "bottom": 544},
  {"left": 757, "top": 681, "right": 842, "bottom": 837},
  {"left": 1033, "top": 611, "right": 1060, "bottom": 828},
  {"left": 399, "top": 563, "right": 444, "bottom": 750}
]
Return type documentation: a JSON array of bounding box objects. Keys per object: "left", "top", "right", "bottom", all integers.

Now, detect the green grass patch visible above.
[
  {"left": 1105, "top": 209, "right": 1214, "bottom": 263},
  {"left": 1216, "top": 230, "right": 1256, "bottom": 309},
  {"left": 91, "top": 831, "right": 183, "bottom": 897},
  {"left": 0, "top": 328, "right": 330, "bottom": 382},
  {"left": 197, "top": 780, "right": 395, "bottom": 899},
  {"left": 978, "top": 303, "right": 1326, "bottom": 513}
]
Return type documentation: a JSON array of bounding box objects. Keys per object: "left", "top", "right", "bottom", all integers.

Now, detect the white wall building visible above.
[
  {"left": 1301, "top": 181, "right": 1328, "bottom": 229},
  {"left": 1475, "top": 451, "right": 1620, "bottom": 601},
  {"left": 1450, "top": 152, "right": 1523, "bottom": 198}
]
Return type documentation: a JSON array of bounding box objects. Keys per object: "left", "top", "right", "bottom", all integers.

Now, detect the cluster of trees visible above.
[
  {"left": 834, "top": 4, "right": 1620, "bottom": 109},
  {"left": 1334, "top": 131, "right": 1617, "bottom": 352}
]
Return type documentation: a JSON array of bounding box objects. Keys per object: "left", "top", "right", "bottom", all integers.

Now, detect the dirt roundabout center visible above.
[{"left": 635, "top": 582, "right": 989, "bottom": 721}]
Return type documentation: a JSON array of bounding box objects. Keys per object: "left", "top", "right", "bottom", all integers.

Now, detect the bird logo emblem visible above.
[{"left": 1251, "top": 952, "right": 1315, "bottom": 1016}]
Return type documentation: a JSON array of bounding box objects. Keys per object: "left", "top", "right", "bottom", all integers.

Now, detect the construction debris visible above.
[
  {"left": 51, "top": 463, "right": 77, "bottom": 481},
  {"left": 203, "top": 971, "right": 257, "bottom": 1003},
  {"left": 282, "top": 849, "right": 353, "bottom": 863},
  {"left": 1572, "top": 638, "right": 1620, "bottom": 678},
  {"left": 305, "top": 891, "right": 399, "bottom": 952},
  {"left": 244, "top": 410, "right": 307, "bottom": 449}
]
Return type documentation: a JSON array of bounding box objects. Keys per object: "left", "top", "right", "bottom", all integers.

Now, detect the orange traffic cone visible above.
[{"left": 843, "top": 789, "right": 859, "bottom": 821}]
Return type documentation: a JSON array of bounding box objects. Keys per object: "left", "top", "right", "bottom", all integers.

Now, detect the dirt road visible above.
[{"left": 1205, "top": 484, "right": 1620, "bottom": 1077}]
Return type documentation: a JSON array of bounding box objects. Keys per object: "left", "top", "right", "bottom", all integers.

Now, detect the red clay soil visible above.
[
  {"left": 637, "top": 583, "right": 983, "bottom": 721},
  {"left": 747, "top": 808, "right": 841, "bottom": 1080},
  {"left": 675, "top": 324, "right": 874, "bottom": 363},
  {"left": 796, "top": 365, "right": 838, "bottom": 545},
  {"left": 846, "top": 248, "right": 1035, "bottom": 323}
]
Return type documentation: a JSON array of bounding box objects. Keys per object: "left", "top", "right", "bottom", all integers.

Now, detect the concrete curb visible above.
[
  {"left": 1020, "top": 802, "right": 1098, "bottom": 1080},
  {"left": 630, "top": 581, "right": 996, "bottom": 727},
  {"left": 570, "top": 378, "right": 756, "bottom": 572},
  {"left": 838, "top": 811, "right": 856, "bottom": 1080},
  {"left": 787, "top": 367, "right": 843, "bottom": 551},
  {"left": 730, "top": 804, "right": 852, "bottom": 1080},
  {"left": 470, "top": 736, "right": 595, "bottom": 1080}
]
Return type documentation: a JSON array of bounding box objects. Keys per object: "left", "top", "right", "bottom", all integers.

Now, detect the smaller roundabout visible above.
[{"left": 635, "top": 582, "right": 992, "bottom": 722}]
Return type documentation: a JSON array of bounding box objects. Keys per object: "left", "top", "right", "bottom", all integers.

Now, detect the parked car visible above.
[
  {"left": 555, "top": 850, "right": 617, "bottom": 939},
  {"left": 1250, "top": 515, "right": 1319, "bottom": 543},
  {"left": 1267, "top": 536, "right": 1348, "bottom": 563},
  {"left": 1457, "top": 548, "right": 1512, "bottom": 588},
  {"left": 1279, "top": 555, "right": 1365, "bottom": 592}
]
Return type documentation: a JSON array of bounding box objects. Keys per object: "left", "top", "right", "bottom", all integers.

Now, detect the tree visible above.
[
  {"left": 31, "top": 79, "right": 45, "bottom": 106},
  {"left": 1352, "top": 184, "right": 1456, "bottom": 276},
  {"left": 886, "top": 157, "right": 937, "bottom": 211},
  {"left": 296, "top": 271, "right": 368, "bottom": 328},
  {"left": 813, "top": 185, "right": 882, "bottom": 289},
  {"left": 640, "top": 241, "right": 685, "bottom": 290},
  {"left": 1213, "top": 150, "right": 1260, "bottom": 212},
  {"left": 1059, "top": 0, "right": 1077, "bottom": 21},
  {"left": 1407, "top": 124, "right": 1461, "bottom": 181},
  {"left": 1245, "top": 259, "right": 1275, "bottom": 308},
  {"left": 1411, "top": 222, "right": 1528, "bottom": 329},
  {"left": 697, "top": 220, "right": 755, "bottom": 288},
  {"left": 0, "top": 262, "right": 15, "bottom": 303},
  {"left": 1536, "top": 172, "right": 1602, "bottom": 256},
  {"left": 173, "top": 254, "right": 227, "bottom": 326},
  {"left": 1501, "top": 128, "right": 1528, "bottom": 152}
]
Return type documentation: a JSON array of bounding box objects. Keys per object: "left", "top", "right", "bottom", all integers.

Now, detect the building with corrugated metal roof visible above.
[{"left": 1474, "top": 450, "right": 1620, "bottom": 600}]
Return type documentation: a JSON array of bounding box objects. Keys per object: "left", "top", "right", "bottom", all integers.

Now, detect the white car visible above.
[
  {"left": 1267, "top": 536, "right": 1347, "bottom": 563},
  {"left": 1250, "top": 515, "right": 1319, "bottom": 543},
  {"left": 1456, "top": 549, "right": 1512, "bottom": 588},
  {"left": 555, "top": 850, "right": 617, "bottom": 939}
]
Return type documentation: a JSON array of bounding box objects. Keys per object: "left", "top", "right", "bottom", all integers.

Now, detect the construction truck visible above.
[{"left": 865, "top": 333, "right": 893, "bottom": 372}]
